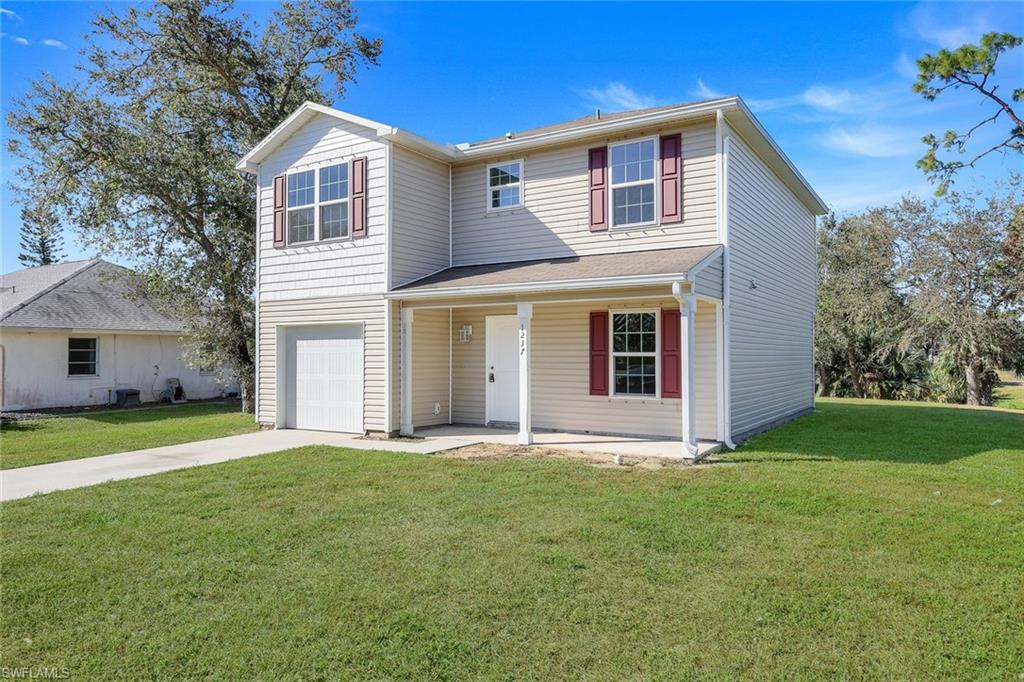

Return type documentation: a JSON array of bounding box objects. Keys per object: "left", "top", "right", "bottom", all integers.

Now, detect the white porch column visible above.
[
  {"left": 673, "top": 283, "right": 699, "bottom": 458},
  {"left": 400, "top": 307, "right": 414, "bottom": 436},
  {"left": 517, "top": 302, "right": 533, "bottom": 445}
]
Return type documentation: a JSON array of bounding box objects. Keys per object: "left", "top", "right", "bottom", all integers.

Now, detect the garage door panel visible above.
[{"left": 286, "top": 325, "right": 364, "bottom": 433}]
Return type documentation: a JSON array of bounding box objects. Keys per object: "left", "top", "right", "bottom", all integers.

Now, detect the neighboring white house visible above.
[
  {"left": 236, "top": 96, "right": 827, "bottom": 456},
  {"left": 0, "top": 259, "right": 231, "bottom": 411}
]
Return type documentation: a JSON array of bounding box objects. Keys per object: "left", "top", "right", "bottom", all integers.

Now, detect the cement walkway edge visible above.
[{"left": 1, "top": 430, "right": 482, "bottom": 502}]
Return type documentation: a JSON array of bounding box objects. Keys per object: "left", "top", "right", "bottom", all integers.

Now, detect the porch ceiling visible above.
[{"left": 389, "top": 244, "right": 722, "bottom": 299}]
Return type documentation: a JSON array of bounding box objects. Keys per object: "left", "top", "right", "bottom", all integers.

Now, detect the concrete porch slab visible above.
[{"left": 414, "top": 425, "right": 721, "bottom": 459}]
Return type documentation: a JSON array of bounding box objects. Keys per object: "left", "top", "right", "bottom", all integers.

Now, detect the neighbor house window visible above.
[
  {"left": 610, "top": 139, "right": 656, "bottom": 227},
  {"left": 68, "top": 337, "right": 98, "bottom": 376},
  {"left": 611, "top": 312, "right": 657, "bottom": 396},
  {"left": 287, "top": 169, "right": 315, "bottom": 244},
  {"left": 487, "top": 160, "right": 523, "bottom": 210},
  {"left": 318, "top": 163, "right": 349, "bottom": 240}
]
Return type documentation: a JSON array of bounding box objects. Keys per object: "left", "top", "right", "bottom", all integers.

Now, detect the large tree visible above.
[
  {"left": 893, "top": 188, "right": 1024, "bottom": 405},
  {"left": 6, "top": 0, "right": 381, "bottom": 411},
  {"left": 913, "top": 32, "right": 1023, "bottom": 195},
  {"left": 816, "top": 210, "right": 910, "bottom": 398},
  {"left": 18, "top": 205, "right": 64, "bottom": 267}
]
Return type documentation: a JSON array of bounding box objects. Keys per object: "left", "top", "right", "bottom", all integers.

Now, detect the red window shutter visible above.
[
  {"left": 589, "top": 311, "right": 609, "bottom": 395},
  {"left": 659, "top": 134, "right": 682, "bottom": 224},
  {"left": 351, "top": 156, "right": 368, "bottom": 238},
  {"left": 273, "top": 174, "right": 286, "bottom": 248},
  {"left": 661, "top": 308, "right": 681, "bottom": 398},
  {"left": 588, "top": 146, "right": 608, "bottom": 232}
]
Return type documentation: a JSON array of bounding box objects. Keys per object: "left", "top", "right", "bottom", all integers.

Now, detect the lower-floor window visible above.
[
  {"left": 68, "top": 337, "right": 98, "bottom": 376},
  {"left": 611, "top": 311, "right": 657, "bottom": 396}
]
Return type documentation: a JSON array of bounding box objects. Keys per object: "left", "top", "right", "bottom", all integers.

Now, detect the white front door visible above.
[
  {"left": 285, "top": 325, "right": 364, "bottom": 433},
  {"left": 485, "top": 315, "right": 520, "bottom": 424}
]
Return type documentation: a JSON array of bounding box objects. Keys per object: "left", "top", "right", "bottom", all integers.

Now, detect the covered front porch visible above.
[{"left": 389, "top": 245, "right": 727, "bottom": 459}]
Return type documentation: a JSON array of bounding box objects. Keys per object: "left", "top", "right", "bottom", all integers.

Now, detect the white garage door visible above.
[{"left": 285, "top": 325, "right": 364, "bottom": 433}]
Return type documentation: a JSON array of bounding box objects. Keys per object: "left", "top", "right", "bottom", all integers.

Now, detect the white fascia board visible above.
[
  {"left": 379, "top": 129, "right": 460, "bottom": 162},
  {"left": 455, "top": 98, "right": 739, "bottom": 157},
  {"left": 387, "top": 271, "right": 699, "bottom": 301},
  {"left": 236, "top": 101, "right": 395, "bottom": 173},
  {"left": 724, "top": 100, "right": 828, "bottom": 215}
]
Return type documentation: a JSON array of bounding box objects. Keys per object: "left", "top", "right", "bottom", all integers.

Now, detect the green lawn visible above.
[
  {"left": 994, "top": 381, "right": 1024, "bottom": 411},
  {"left": 0, "top": 402, "right": 258, "bottom": 469},
  {"left": 2, "top": 399, "right": 1022, "bottom": 679}
]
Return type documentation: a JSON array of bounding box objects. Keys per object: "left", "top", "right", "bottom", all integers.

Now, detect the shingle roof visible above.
[
  {"left": 394, "top": 244, "right": 722, "bottom": 294},
  {"left": 0, "top": 259, "right": 185, "bottom": 332},
  {"left": 466, "top": 101, "right": 701, "bottom": 147}
]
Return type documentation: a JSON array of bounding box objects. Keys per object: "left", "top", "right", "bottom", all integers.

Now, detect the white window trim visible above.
[
  {"left": 485, "top": 159, "right": 524, "bottom": 212},
  {"left": 285, "top": 161, "right": 354, "bottom": 246},
  {"left": 608, "top": 136, "right": 659, "bottom": 230},
  {"left": 67, "top": 336, "right": 99, "bottom": 378},
  {"left": 608, "top": 309, "right": 661, "bottom": 399}
]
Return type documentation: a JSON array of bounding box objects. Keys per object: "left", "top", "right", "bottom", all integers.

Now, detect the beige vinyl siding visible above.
[
  {"left": 450, "top": 119, "right": 719, "bottom": 266},
  {"left": 439, "top": 298, "right": 717, "bottom": 439},
  {"left": 391, "top": 147, "right": 451, "bottom": 287},
  {"left": 257, "top": 113, "right": 387, "bottom": 301},
  {"left": 411, "top": 308, "right": 449, "bottom": 427},
  {"left": 694, "top": 256, "right": 723, "bottom": 299},
  {"left": 258, "top": 295, "right": 387, "bottom": 431},
  {"left": 726, "top": 130, "right": 816, "bottom": 440}
]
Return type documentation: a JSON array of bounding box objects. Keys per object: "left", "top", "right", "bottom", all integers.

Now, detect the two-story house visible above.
[{"left": 236, "top": 97, "right": 827, "bottom": 457}]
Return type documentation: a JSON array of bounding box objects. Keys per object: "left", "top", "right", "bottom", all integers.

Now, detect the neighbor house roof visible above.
[
  {"left": 389, "top": 244, "right": 722, "bottom": 299},
  {"left": 0, "top": 259, "right": 184, "bottom": 333},
  {"left": 236, "top": 97, "right": 828, "bottom": 216}
]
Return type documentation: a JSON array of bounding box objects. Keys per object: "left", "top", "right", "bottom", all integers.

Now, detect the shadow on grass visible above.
[{"left": 731, "top": 399, "right": 1024, "bottom": 465}]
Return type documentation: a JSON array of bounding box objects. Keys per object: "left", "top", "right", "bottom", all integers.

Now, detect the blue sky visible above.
[{"left": 2, "top": 1, "right": 1023, "bottom": 272}]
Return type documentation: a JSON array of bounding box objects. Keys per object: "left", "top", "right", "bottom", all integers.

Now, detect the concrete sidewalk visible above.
[{"left": 1, "top": 430, "right": 481, "bottom": 502}]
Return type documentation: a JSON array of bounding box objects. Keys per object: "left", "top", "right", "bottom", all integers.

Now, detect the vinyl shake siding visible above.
[
  {"left": 450, "top": 118, "right": 718, "bottom": 266},
  {"left": 256, "top": 113, "right": 388, "bottom": 301},
  {"left": 726, "top": 130, "right": 817, "bottom": 440},
  {"left": 390, "top": 146, "right": 451, "bottom": 288}
]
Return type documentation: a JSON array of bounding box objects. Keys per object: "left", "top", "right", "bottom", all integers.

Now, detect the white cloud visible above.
[
  {"left": 42, "top": 39, "right": 67, "bottom": 49},
  {"left": 11, "top": 35, "right": 28, "bottom": 45},
  {"left": 691, "top": 78, "right": 724, "bottom": 100},
  {"left": 905, "top": 4, "right": 998, "bottom": 49},
  {"left": 800, "top": 86, "right": 854, "bottom": 111},
  {"left": 581, "top": 82, "right": 657, "bottom": 112},
  {"left": 894, "top": 52, "right": 919, "bottom": 80},
  {"left": 820, "top": 125, "right": 921, "bottom": 158},
  {"left": 0, "top": 8, "right": 20, "bottom": 21}
]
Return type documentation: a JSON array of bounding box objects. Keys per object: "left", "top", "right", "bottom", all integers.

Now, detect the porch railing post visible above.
[
  {"left": 400, "top": 307, "right": 414, "bottom": 436},
  {"left": 517, "top": 302, "right": 533, "bottom": 445}
]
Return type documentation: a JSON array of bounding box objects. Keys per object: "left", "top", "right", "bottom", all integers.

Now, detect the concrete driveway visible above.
[{"left": 0, "top": 429, "right": 481, "bottom": 502}]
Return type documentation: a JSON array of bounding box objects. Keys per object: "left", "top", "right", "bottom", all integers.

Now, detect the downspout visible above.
[{"left": 672, "top": 279, "right": 700, "bottom": 458}]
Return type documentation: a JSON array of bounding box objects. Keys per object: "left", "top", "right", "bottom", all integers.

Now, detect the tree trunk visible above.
[
  {"left": 964, "top": 361, "right": 981, "bottom": 406},
  {"left": 846, "top": 344, "right": 865, "bottom": 398},
  {"left": 816, "top": 364, "right": 832, "bottom": 397},
  {"left": 240, "top": 375, "right": 255, "bottom": 414}
]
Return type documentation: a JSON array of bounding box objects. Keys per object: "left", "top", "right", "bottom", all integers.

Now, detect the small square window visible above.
[
  {"left": 319, "top": 164, "right": 348, "bottom": 203},
  {"left": 320, "top": 203, "right": 348, "bottom": 240},
  {"left": 287, "top": 170, "right": 315, "bottom": 208},
  {"left": 288, "top": 207, "right": 315, "bottom": 244},
  {"left": 68, "top": 337, "right": 98, "bottom": 376},
  {"left": 486, "top": 160, "right": 523, "bottom": 210}
]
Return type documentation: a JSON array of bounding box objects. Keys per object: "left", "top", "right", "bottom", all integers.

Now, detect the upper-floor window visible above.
[
  {"left": 487, "top": 160, "right": 523, "bottom": 210},
  {"left": 68, "top": 337, "right": 98, "bottom": 376},
  {"left": 610, "top": 139, "right": 656, "bottom": 228},
  {"left": 287, "top": 163, "right": 350, "bottom": 245},
  {"left": 611, "top": 311, "right": 657, "bottom": 396}
]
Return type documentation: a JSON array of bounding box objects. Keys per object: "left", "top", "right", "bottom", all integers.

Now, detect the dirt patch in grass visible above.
[{"left": 437, "top": 441, "right": 711, "bottom": 470}]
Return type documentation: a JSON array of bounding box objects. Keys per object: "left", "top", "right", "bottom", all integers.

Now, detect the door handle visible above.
[{"left": 489, "top": 373, "right": 495, "bottom": 383}]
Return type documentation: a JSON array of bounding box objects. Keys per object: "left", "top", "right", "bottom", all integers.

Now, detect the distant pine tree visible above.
[{"left": 18, "top": 205, "right": 64, "bottom": 267}]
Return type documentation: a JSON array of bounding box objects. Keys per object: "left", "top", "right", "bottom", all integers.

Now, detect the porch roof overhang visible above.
[{"left": 386, "top": 244, "right": 722, "bottom": 300}]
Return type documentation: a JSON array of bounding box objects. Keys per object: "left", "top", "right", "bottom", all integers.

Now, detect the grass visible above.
[
  {"left": 0, "top": 401, "right": 258, "bottom": 469},
  {"left": 994, "top": 373, "right": 1024, "bottom": 411},
  {"left": 2, "top": 399, "right": 1022, "bottom": 679}
]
